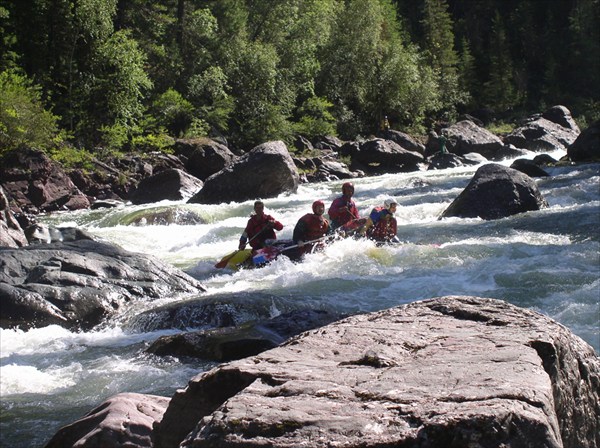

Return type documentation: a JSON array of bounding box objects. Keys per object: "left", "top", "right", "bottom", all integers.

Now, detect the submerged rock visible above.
[
  {"left": 146, "top": 309, "right": 343, "bottom": 362},
  {"left": 151, "top": 296, "right": 599, "bottom": 448}
]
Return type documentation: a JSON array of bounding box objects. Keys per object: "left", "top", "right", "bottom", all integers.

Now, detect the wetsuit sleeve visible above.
[
  {"left": 328, "top": 198, "right": 343, "bottom": 221},
  {"left": 293, "top": 218, "right": 307, "bottom": 243},
  {"left": 270, "top": 217, "right": 284, "bottom": 231}
]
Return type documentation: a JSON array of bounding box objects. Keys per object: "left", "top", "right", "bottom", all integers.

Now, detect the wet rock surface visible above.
[{"left": 152, "top": 296, "right": 599, "bottom": 448}]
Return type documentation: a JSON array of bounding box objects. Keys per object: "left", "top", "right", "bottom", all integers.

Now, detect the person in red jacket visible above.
[
  {"left": 361, "top": 198, "right": 399, "bottom": 243},
  {"left": 239, "top": 201, "right": 283, "bottom": 250},
  {"left": 328, "top": 182, "right": 361, "bottom": 230},
  {"left": 292, "top": 200, "right": 330, "bottom": 257}
]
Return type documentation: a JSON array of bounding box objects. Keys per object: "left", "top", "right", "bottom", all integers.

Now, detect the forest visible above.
[{"left": 1, "top": 0, "right": 598, "bottom": 158}]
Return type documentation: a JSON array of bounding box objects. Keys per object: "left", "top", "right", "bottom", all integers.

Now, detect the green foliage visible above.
[
  {"left": 319, "top": 0, "right": 439, "bottom": 136},
  {"left": 293, "top": 96, "right": 337, "bottom": 138},
  {"left": 151, "top": 88, "right": 195, "bottom": 137},
  {"left": 420, "top": 0, "right": 466, "bottom": 120},
  {"left": 47, "top": 145, "right": 95, "bottom": 170},
  {"left": 482, "top": 11, "right": 520, "bottom": 111},
  {"left": 187, "top": 66, "right": 233, "bottom": 133},
  {"left": 485, "top": 121, "right": 516, "bottom": 135},
  {"left": 1, "top": 0, "right": 597, "bottom": 151},
  {"left": 76, "top": 29, "right": 152, "bottom": 146},
  {"left": 129, "top": 132, "right": 175, "bottom": 153},
  {"left": 0, "top": 70, "right": 62, "bottom": 153}
]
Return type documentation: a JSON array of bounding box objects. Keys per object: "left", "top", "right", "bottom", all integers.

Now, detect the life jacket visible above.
[
  {"left": 367, "top": 207, "right": 397, "bottom": 242},
  {"left": 245, "top": 214, "right": 282, "bottom": 249},
  {"left": 294, "top": 213, "right": 329, "bottom": 241},
  {"left": 328, "top": 196, "right": 359, "bottom": 228}
]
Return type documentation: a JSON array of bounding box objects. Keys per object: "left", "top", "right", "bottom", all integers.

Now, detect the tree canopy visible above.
[{"left": 0, "top": 0, "right": 598, "bottom": 153}]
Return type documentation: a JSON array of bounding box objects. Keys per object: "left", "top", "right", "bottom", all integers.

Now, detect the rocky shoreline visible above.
[{"left": 1, "top": 105, "right": 598, "bottom": 248}]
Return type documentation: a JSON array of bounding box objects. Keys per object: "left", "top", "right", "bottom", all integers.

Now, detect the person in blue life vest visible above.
[
  {"left": 239, "top": 200, "right": 283, "bottom": 250},
  {"left": 328, "top": 182, "right": 361, "bottom": 231},
  {"left": 361, "top": 198, "right": 400, "bottom": 243},
  {"left": 291, "top": 200, "right": 331, "bottom": 258}
]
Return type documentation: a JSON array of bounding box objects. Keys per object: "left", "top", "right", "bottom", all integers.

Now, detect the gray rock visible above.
[
  {"left": 175, "top": 138, "right": 236, "bottom": 181},
  {"left": 427, "top": 152, "right": 482, "bottom": 170},
  {"left": 377, "top": 129, "right": 425, "bottom": 154},
  {"left": 45, "top": 393, "right": 169, "bottom": 448},
  {"left": 440, "top": 163, "right": 548, "bottom": 220},
  {"left": 188, "top": 141, "right": 299, "bottom": 204},
  {"left": 129, "top": 168, "right": 204, "bottom": 204},
  {"left": 510, "top": 158, "right": 550, "bottom": 178},
  {"left": 505, "top": 110, "right": 580, "bottom": 153},
  {"left": 533, "top": 153, "right": 559, "bottom": 166},
  {"left": 0, "top": 186, "right": 27, "bottom": 248},
  {"left": 567, "top": 120, "right": 600, "bottom": 162},
  {"left": 146, "top": 309, "right": 343, "bottom": 362},
  {"left": 24, "top": 223, "right": 94, "bottom": 244},
  {"left": 314, "top": 159, "right": 356, "bottom": 180},
  {"left": 0, "top": 148, "right": 90, "bottom": 214},
  {"left": 542, "top": 105, "right": 580, "bottom": 132},
  {"left": 441, "top": 120, "right": 504, "bottom": 159},
  {"left": 153, "top": 296, "right": 600, "bottom": 448},
  {"left": 354, "top": 139, "right": 423, "bottom": 172},
  {"left": 0, "top": 239, "right": 205, "bottom": 330}
]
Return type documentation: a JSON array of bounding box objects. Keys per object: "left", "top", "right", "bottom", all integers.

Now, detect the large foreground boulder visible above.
[
  {"left": 188, "top": 141, "right": 299, "bottom": 204},
  {"left": 153, "top": 296, "right": 599, "bottom": 448},
  {"left": 45, "top": 393, "right": 170, "bottom": 448},
  {"left": 440, "top": 163, "right": 548, "bottom": 220},
  {"left": 0, "top": 239, "right": 205, "bottom": 330}
]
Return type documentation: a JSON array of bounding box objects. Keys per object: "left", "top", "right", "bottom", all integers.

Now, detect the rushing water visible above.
[{"left": 1, "top": 153, "right": 599, "bottom": 447}]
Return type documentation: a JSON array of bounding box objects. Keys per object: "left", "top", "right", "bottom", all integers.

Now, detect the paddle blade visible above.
[{"left": 215, "top": 251, "right": 239, "bottom": 269}]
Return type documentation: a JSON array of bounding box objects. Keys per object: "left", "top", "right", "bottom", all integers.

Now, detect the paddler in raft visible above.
[
  {"left": 360, "top": 197, "right": 401, "bottom": 244},
  {"left": 328, "top": 182, "right": 367, "bottom": 236},
  {"left": 238, "top": 200, "right": 284, "bottom": 250},
  {"left": 288, "top": 200, "right": 331, "bottom": 260}
]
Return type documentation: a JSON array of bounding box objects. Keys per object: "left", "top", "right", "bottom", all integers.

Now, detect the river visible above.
[{"left": 1, "top": 152, "right": 598, "bottom": 447}]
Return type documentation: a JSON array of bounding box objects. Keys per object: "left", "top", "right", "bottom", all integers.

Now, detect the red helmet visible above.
[
  {"left": 342, "top": 182, "right": 354, "bottom": 192},
  {"left": 312, "top": 200, "right": 325, "bottom": 213}
]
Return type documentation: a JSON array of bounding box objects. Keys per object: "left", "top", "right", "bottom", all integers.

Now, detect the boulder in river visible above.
[
  {"left": 0, "top": 239, "right": 205, "bottom": 330},
  {"left": 150, "top": 296, "right": 599, "bottom": 448},
  {"left": 188, "top": 141, "right": 299, "bottom": 204},
  {"left": 567, "top": 119, "right": 600, "bottom": 162},
  {"left": 129, "top": 168, "right": 204, "bottom": 204},
  {"left": 45, "top": 393, "right": 169, "bottom": 448},
  {"left": 440, "top": 163, "right": 548, "bottom": 220}
]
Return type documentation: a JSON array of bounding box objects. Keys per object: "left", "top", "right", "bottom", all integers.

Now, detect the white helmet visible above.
[{"left": 384, "top": 198, "right": 398, "bottom": 209}]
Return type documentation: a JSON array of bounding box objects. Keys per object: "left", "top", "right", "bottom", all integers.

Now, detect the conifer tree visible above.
[{"left": 420, "top": 0, "right": 465, "bottom": 119}]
